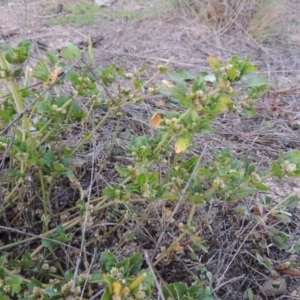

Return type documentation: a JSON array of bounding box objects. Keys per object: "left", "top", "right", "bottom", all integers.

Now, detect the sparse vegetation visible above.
[
  {"left": 0, "top": 0, "right": 300, "bottom": 299},
  {"left": 159, "top": 0, "right": 297, "bottom": 44},
  {"left": 45, "top": 2, "right": 102, "bottom": 27},
  {"left": 0, "top": 35, "right": 300, "bottom": 298}
]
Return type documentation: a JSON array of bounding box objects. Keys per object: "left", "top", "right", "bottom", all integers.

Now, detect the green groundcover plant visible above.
[{"left": 0, "top": 39, "right": 299, "bottom": 299}]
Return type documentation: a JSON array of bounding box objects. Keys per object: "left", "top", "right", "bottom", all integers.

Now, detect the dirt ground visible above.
[{"left": 1, "top": 0, "right": 300, "bottom": 299}]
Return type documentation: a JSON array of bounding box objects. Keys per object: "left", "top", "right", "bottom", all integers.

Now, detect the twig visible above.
[
  {"left": 80, "top": 58, "right": 138, "bottom": 132},
  {"left": 0, "top": 58, "right": 81, "bottom": 136},
  {"left": 0, "top": 225, "right": 90, "bottom": 254},
  {"left": 215, "top": 192, "right": 296, "bottom": 288},
  {"left": 144, "top": 251, "right": 165, "bottom": 300},
  {"left": 80, "top": 248, "right": 97, "bottom": 300},
  {"left": 212, "top": 275, "right": 246, "bottom": 293},
  {"left": 72, "top": 100, "right": 97, "bottom": 289},
  {"left": 151, "top": 144, "right": 207, "bottom": 261}
]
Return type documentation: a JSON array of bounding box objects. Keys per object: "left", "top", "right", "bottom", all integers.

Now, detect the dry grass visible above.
[
  {"left": 158, "top": 0, "right": 257, "bottom": 30},
  {"left": 248, "top": 0, "right": 287, "bottom": 43},
  {"left": 1, "top": 0, "right": 300, "bottom": 298},
  {"left": 157, "top": 0, "right": 299, "bottom": 45}
]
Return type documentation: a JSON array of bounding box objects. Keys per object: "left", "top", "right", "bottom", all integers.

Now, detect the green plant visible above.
[
  {"left": 101, "top": 253, "right": 153, "bottom": 300},
  {"left": 0, "top": 251, "right": 152, "bottom": 299},
  {"left": 0, "top": 38, "right": 299, "bottom": 298},
  {"left": 45, "top": 2, "right": 102, "bottom": 27},
  {"left": 162, "top": 282, "right": 213, "bottom": 300}
]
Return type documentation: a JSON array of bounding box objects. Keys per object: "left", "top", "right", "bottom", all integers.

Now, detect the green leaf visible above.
[
  {"left": 189, "top": 249, "right": 198, "bottom": 260},
  {"left": 233, "top": 186, "right": 258, "bottom": 200},
  {"left": 163, "top": 282, "right": 187, "bottom": 299},
  {"left": 11, "top": 260, "right": 20, "bottom": 268},
  {"left": 128, "top": 253, "right": 143, "bottom": 276},
  {"left": 247, "top": 288, "right": 254, "bottom": 300},
  {"left": 28, "top": 279, "right": 43, "bottom": 292},
  {"left": 12, "top": 69, "right": 24, "bottom": 78},
  {"left": 272, "top": 211, "right": 291, "bottom": 223},
  {"left": 65, "top": 169, "right": 76, "bottom": 181},
  {"left": 250, "top": 181, "right": 269, "bottom": 191},
  {"left": 287, "top": 150, "right": 300, "bottom": 164},
  {"left": 32, "top": 61, "right": 50, "bottom": 82},
  {"left": 53, "top": 162, "right": 65, "bottom": 171},
  {"left": 89, "top": 272, "right": 103, "bottom": 283},
  {"left": 100, "top": 288, "right": 112, "bottom": 300},
  {"left": 227, "top": 68, "right": 238, "bottom": 81},
  {"left": 61, "top": 42, "right": 81, "bottom": 60},
  {"left": 103, "top": 187, "right": 116, "bottom": 197},
  {"left": 148, "top": 172, "right": 158, "bottom": 184},
  {"left": 169, "top": 69, "right": 195, "bottom": 83},
  {"left": 295, "top": 238, "right": 300, "bottom": 253},
  {"left": 44, "top": 150, "right": 55, "bottom": 170},
  {"left": 126, "top": 184, "right": 142, "bottom": 196},
  {"left": 136, "top": 173, "right": 147, "bottom": 185},
  {"left": 42, "top": 238, "right": 53, "bottom": 248},
  {"left": 283, "top": 195, "right": 299, "bottom": 211},
  {"left": 271, "top": 231, "right": 289, "bottom": 250},
  {"left": 6, "top": 275, "right": 22, "bottom": 295},
  {"left": 203, "top": 74, "right": 216, "bottom": 82},
  {"left": 192, "top": 76, "right": 205, "bottom": 93},
  {"left": 44, "top": 286, "right": 63, "bottom": 297},
  {"left": 256, "top": 253, "right": 272, "bottom": 269},
  {"left": 175, "top": 134, "right": 191, "bottom": 154},
  {"left": 37, "top": 101, "right": 51, "bottom": 113},
  {"left": 271, "top": 162, "right": 282, "bottom": 178},
  {"left": 133, "top": 78, "right": 142, "bottom": 89},
  {"left": 0, "top": 107, "right": 15, "bottom": 123},
  {"left": 18, "top": 40, "right": 32, "bottom": 52},
  {"left": 46, "top": 49, "right": 59, "bottom": 66},
  {"left": 242, "top": 64, "right": 257, "bottom": 76},
  {"left": 5, "top": 44, "right": 30, "bottom": 64},
  {"left": 101, "top": 253, "right": 117, "bottom": 272},
  {"left": 191, "top": 286, "right": 213, "bottom": 300},
  {"left": 207, "top": 56, "right": 220, "bottom": 70},
  {"left": 244, "top": 107, "right": 257, "bottom": 118},
  {"left": 115, "top": 166, "right": 131, "bottom": 177},
  {"left": 21, "top": 252, "right": 32, "bottom": 267},
  {"left": 243, "top": 156, "right": 250, "bottom": 174},
  {"left": 244, "top": 75, "right": 268, "bottom": 87},
  {"left": 0, "top": 268, "right": 5, "bottom": 279},
  {"left": 187, "top": 193, "right": 205, "bottom": 205},
  {"left": 64, "top": 270, "right": 73, "bottom": 281},
  {"left": 170, "top": 83, "right": 188, "bottom": 104},
  {"left": 0, "top": 254, "right": 8, "bottom": 267}
]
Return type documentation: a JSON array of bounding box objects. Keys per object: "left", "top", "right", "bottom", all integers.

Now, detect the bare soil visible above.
[{"left": 1, "top": 0, "right": 300, "bottom": 299}]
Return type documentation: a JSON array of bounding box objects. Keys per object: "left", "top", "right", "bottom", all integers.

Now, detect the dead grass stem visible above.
[{"left": 248, "top": 0, "right": 286, "bottom": 43}]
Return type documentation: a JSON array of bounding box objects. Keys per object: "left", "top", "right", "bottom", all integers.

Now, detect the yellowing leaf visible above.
[
  {"left": 164, "top": 208, "right": 172, "bottom": 219},
  {"left": 220, "top": 97, "right": 230, "bottom": 104},
  {"left": 174, "top": 135, "right": 191, "bottom": 154},
  {"left": 150, "top": 113, "right": 163, "bottom": 129},
  {"left": 173, "top": 242, "right": 184, "bottom": 252},
  {"left": 219, "top": 97, "right": 231, "bottom": 111},
  {"left": 112, "top": 282, "right": 122, "bottom": 296},
  {"left": 207, "top": 56, "right": 220, "bottom": 70},
  {"left": 43, "top": 67, "right": 62, "bottom": 88},
  {"left": 129, "top": 273, "right": 147, "bottom": 291}
]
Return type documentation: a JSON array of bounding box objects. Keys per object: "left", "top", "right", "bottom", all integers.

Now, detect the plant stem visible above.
[
  {"left": 107, "top": 115, "right": 121, "bottom": 156},
  {"left": 38, "top": 168, "right": 49, "bottom": 232},
  {"left": 154, "top": 106, "right": 193, "bottom": 154},
  {"left": 187, "top": 203, "right": 197, "bottom": 226},
  {"left": 71, "top": 108, "right": 113, "bottom": 155}
]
